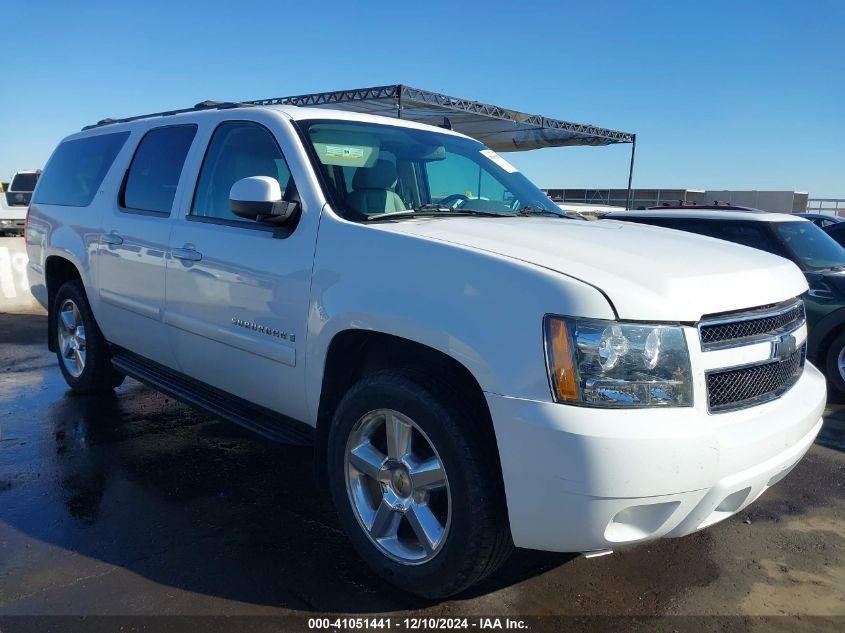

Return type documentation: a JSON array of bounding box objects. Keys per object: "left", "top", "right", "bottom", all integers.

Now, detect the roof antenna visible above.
[{"left": 440, "top": 117, "right": 452, "bottom": 130}]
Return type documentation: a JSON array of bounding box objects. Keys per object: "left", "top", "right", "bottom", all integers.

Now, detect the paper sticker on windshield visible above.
[
  {"left": 480, "top": 149, "right": 518, "bottom": 173},
  {"left": 325, "top": 145, "right": 366, "bottom": 160}
]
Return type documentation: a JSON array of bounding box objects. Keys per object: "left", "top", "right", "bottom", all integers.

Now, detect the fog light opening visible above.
[
  {"left": 767, "top": 463, "right": 797, "bottom": 488},
  {"left": 604, "top": 501, "right": 681, "bottom": 543},
  {"left": 715, "top": 487, "right": 751, "bottom": 513},
  {"left": 698, "top": 487, "right": 753, "bottom": 529}
]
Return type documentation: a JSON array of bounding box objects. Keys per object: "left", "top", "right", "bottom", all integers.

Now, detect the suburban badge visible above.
[{"left": 231, "top": 317, "right": 295, "bottom": 343}]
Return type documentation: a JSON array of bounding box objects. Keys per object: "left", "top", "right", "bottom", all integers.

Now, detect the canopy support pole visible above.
[{"left": 625, "top": 134, "right": 637, "bottom": 210}]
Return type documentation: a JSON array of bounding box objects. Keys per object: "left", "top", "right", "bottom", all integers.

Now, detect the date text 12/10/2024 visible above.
[{"left": 307, "top": 617, "right": 529, "bottom": 630}]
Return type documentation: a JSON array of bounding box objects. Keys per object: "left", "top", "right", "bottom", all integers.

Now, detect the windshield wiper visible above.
[
  {"left": 517, "top": 204, "right": 580, "bottom": 219},
  {"left": 366, "top": 205, "right": 512, "bottom": 221},
  {"left": 413, "top": 204, "right": 514, "bottom": 217},
  {"left": 413, "top": 203, "right": 459, "bottom": 212}
]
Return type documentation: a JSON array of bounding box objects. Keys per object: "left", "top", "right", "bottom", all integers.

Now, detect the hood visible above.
[{"left": 374, "top": 216, "right": 808, "bottom": 322}]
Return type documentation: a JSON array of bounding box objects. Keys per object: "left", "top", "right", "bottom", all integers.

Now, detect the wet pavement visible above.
[{"left": 1, "top": 311, "right": 844, "bottom": 628}]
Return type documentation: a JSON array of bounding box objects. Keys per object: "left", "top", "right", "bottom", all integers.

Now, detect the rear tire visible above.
[
  {"left": 327, "top": 368, "right": 512, "bottom": 598},
  {"left": 53, "top": 280, "right": 125, "bottom": 394}
]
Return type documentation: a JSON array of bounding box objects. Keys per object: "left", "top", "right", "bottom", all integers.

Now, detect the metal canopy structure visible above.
[
  {"left": 246, "top": 84, "right": 638, "bottom": 208},
  {"left": 247, "top": 84, "right": 633, "bottom": 151}
]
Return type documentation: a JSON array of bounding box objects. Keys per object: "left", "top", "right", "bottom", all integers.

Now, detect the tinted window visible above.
[
  {"left": 691, "top": 220, "right": 783, "bottom": 256},
  {"left": 825, "top": 223, "right": 845, "bottom": 248},
  {"left": 621, "top": 217, "right": 785, "bottom": 257},
  {"left": 191, "top": 122, "right": 292, "bottom": 221},
  {"left": 33, "top": 132, "right": 130, "bottom": 207},
  {"left": 770, "top": 221, "right": 845, "bottom": 271},
  {"left": 123, "top": 125, "right": 196, "bottom": 214},
  {"left": 10, "top": 173, "right": 38, "bottom": 192}
]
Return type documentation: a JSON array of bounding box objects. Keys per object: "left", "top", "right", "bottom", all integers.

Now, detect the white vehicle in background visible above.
[
  {"left": 553, "top": 201, "right": 626, "bottom": 219},
  {"left": 26, "top": 100, "right": 825, "bottom": 598},
  {"left": 1, "top": 170, "right": 40, "bottom": 235},
  {"left": 554, "top": 201, "right": 626, "bottom": 215}
]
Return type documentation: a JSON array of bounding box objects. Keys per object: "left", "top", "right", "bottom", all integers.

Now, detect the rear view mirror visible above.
[
  {"left": 229, "top": 176, "right": 297, "bottom": 225},
  {"left": 399, "top": 143, "right": 446, "bottom": 162}
]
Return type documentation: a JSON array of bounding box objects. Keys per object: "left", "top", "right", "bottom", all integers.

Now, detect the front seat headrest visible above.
[{"left": 352, "top": 159, "right": 399, "bottom": 191}]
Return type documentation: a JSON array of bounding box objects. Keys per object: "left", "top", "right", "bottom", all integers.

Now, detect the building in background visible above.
[
  {"left": 547, "top": 188, "right": 706, "bottom": 210},
  {"left": 545, "top": 189, "right": 817, "bottom": 214},
  {"left": 703, "top": 191, "right": 808, "bottom": 214}
]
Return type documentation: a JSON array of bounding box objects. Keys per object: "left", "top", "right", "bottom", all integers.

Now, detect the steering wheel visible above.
[{"left": 438, "top": 194, "right": 470, "bottom": 208}]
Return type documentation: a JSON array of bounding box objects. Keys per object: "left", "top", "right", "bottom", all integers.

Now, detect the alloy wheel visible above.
[
  {"left": 837, "top": 345, "right": 845, "bottom": 384},
  {"left": 344, "top": 408, "right": 451, "bottom": 565},
  {"left": 57, "top": 299, "right": 87, "bottom": 378}
]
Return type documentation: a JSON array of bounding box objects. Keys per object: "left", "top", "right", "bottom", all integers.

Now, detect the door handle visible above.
[
  {"left": 101, "top": 232, "right": 123, "bottom": 246},
  {"left": 171, "top": 247, "right": 202, "bottom": 262}
]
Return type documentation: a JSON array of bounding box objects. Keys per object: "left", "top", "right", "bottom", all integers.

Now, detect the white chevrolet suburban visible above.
[{"left": 26, "top": 101, "right": 825, "bottom": 598}]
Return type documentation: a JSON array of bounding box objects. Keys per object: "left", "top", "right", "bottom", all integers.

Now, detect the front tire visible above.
[
  {"left": 53, "top": 280, "right": 125, "bottom": 394},
  {"left": 327, "top": 369, "right": 512, "bottom": 598},
  {"left": 824, "top": 331, "right": 845, "bottom": 395}
]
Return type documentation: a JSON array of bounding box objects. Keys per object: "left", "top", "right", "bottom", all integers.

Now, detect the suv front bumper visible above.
[
  {"left": 0, "top": 218, "right": 25, "bottom": 232},
  {"left": 486, "top": 362, "right": 826, "bottom": 552}
]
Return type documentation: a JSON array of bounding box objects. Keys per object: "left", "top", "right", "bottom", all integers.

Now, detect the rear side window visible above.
[
  {"left": 676, "top": 220, "right": 784, "bottom": 256},
  {"left": 714, "top": 223, "right": 783, "bottom": 255},
  {"left": 33, "top": 132, "right": 130, "bottom": 207},
  {"left": 626, "top": 217, "right": 786, "bottom": 257},
  {"left": 826, "top": 223, "right": 845, "bottom": 248},
  {"left": 122, "top": 125, "right": 197, "bottom": 214}
]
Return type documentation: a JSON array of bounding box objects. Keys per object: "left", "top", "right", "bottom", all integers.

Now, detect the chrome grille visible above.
[
  {"left": 707, "top": 343, "right": 806, "bottom": 412},
  {"left": 698, "top": 299, "right": 805, "bottom": 350}
]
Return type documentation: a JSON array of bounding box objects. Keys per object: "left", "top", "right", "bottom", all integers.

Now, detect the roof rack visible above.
[
  {"left": 82, "top": 100, "right": 251, "bottom": 130},
  {"left": 645, "top": 204, "right": 760, "bottom": 212}
]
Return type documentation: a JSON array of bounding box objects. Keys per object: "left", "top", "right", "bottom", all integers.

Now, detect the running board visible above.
[{"left": 111, "top": 348, "right": 314, "bottom": 446}]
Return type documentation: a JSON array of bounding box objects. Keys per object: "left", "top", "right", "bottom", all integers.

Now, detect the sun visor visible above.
[{"left": 309, "top": 126, "right": 380, "bottom": 168}]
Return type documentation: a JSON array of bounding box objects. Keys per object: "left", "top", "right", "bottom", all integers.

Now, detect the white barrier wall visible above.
[{"left": 0, "top": 237, "right": 44, "bottom": 314}]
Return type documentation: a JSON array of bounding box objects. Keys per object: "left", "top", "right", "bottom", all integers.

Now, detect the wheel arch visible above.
[
  {"left": 808, "top": 305, "right": 845, "bottom": 364},
  {"left": 313, "top": 329, "right": 502, "bottom": 490},
  {"left": 44, "top": 256, "right": 84, "bottom": 352}
]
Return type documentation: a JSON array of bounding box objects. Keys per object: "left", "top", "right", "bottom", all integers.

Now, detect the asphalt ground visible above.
[{"left": 1, "top": 310, "right": 844, "bottom": 632}]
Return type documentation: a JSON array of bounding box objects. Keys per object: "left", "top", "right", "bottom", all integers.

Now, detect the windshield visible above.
[
  {"left": 10, "top": 173, "right": 38, "bottom": 192},
  {"left": 300, "top": 120, "right": 560, "bottom": 220},
  {"left": 771, "top": 220, "right": 845, "bottom": 271}
]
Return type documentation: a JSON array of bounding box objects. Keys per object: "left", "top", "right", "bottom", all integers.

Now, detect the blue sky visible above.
[{"left": 1, "top": 0, "right": 843, "bottom": 196}]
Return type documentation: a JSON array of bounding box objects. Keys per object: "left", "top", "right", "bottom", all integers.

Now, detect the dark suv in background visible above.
[
  {"left": 821, "top": 221, "right": 845, "bottom": 249},
  {"left": 609, "top": 206, "right": 845, "bottom": 394},
  {"left": 794, "top": 213, "right": 844, "bottom": 228}
]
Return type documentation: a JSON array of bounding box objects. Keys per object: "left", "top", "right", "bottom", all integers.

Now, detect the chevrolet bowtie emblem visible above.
[{"left": 771, "top": 333, "right": 797, "bottom": 361}]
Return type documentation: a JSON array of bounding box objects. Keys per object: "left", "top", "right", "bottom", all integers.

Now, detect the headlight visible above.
[{"left": 544, "top": 316, "right": 693, "bottom": 408}]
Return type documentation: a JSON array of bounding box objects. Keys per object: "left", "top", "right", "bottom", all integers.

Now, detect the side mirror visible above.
[{"left": 229, "top": 176, "right": 297, "bottom": 225}]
